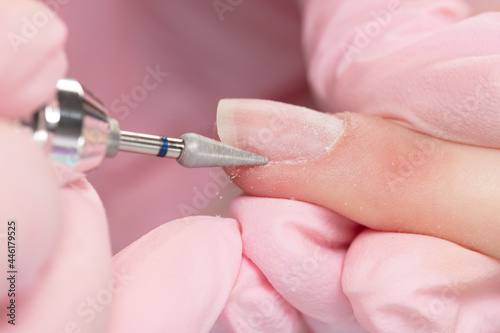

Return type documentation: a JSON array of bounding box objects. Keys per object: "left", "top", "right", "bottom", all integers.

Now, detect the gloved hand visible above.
[
  {"left": 208, "top": 0, "right": 500, "bottom": 331},
  {"left": 3, "top": 1, "right": 500, "bottom": 333}
]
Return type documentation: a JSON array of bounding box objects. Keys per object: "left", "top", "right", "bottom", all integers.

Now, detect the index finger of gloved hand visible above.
[
  {"left": 226, "top": 196, "right": 367, "bottom": 332},
  {"left": 301, "top": 0, "right": 500, "bottom": 148},
  {"left": 106, "top": 216, "right": 242, "bottom": 333},
  {"left": 217, "top": 99, "right": 500, "bottom": 260},
  {"left": 343, "top": 230, "right": 500, "bottom": 333},
  {"left": 0, "top": 0, "right": 67, "bottom": 119},
  {"left": 0, "top": 179, "right": 112, "bottom": 333}
]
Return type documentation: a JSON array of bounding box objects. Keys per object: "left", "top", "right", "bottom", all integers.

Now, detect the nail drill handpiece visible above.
[{"left": 26, "top": 79, "right": 267, "bottom": 182}]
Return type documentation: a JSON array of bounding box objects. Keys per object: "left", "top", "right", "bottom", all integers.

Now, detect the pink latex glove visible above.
[
  {"left": 56, "top": 0, "right": 307, "bottom": 253},
  {"left": 214, "top": 101, "right": 500, "bottom": 332},
  {"left": 2, "top": 1, "right": 500, "bottom": 332}
]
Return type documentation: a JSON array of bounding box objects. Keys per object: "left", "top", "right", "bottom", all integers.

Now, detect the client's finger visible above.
[{"left": 217, "top": 99, "right": 500, "bottom": 259}]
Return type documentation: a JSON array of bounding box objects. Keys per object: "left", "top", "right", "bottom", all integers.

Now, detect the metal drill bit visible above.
[
  {"left": 27, "top": 78, "right": 267, "bottom": 185},
  {"left": 119, "top": 131, "right": 268, "bottom": 168}
]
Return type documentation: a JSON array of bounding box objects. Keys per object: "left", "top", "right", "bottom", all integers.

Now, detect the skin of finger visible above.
[
  {"left": 229, "top": 196, "right": 366, "bottom": 331},
  {"left": 0, "top": 179, "right": 112, "bottom": 333},
  {"left": 211, "top": 256, "right": 309, "bottom": 333},
  {"left": 225, "top": 112, "right": 500, "bottom": 259},
  {"left": 0, "top": 121, "right": 62, "bottom": 303},
  {"left": 343, "top": 230, "right": 500, "bottom": 333},
  {"left": 0, "top": 0, "right": 67, "bottom": 119},
  {"left": 107, "top": 216, "right": 242, "bottom": 333},
  {"left": 302, "top": 0, "right": 500, "bottom": 148}
]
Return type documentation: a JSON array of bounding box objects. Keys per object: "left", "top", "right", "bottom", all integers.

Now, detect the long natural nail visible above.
[{"left": 217, "top": 99, "right": 344, "bottom": 164}]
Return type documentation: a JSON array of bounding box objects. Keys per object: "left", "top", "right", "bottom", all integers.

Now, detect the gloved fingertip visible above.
[{"left": 108, "top": 216, "right": 242, "bottom": 333}]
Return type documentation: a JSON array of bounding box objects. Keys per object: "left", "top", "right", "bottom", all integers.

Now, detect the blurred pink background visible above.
[{"left": 55, "top": 0, "right": 308, "bottom": 253}]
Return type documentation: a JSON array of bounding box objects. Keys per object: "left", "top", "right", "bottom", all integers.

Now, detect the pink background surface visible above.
[{"left": 57, "top": 0, "right": 307, "bottom": 253}]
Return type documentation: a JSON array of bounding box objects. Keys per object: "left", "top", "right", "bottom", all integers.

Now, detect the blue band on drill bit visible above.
[{"left": 157, "top": 136, "right": 168, "bottom": 157}]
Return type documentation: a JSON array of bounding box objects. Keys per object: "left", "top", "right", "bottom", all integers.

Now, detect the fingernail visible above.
[{"left": 217, "top": 99, "right": 344, "bottom": 163}]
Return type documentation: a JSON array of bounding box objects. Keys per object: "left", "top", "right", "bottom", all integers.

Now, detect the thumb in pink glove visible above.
[{"left": 301, "top": 0, "right": 500, "bottom": 147}]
